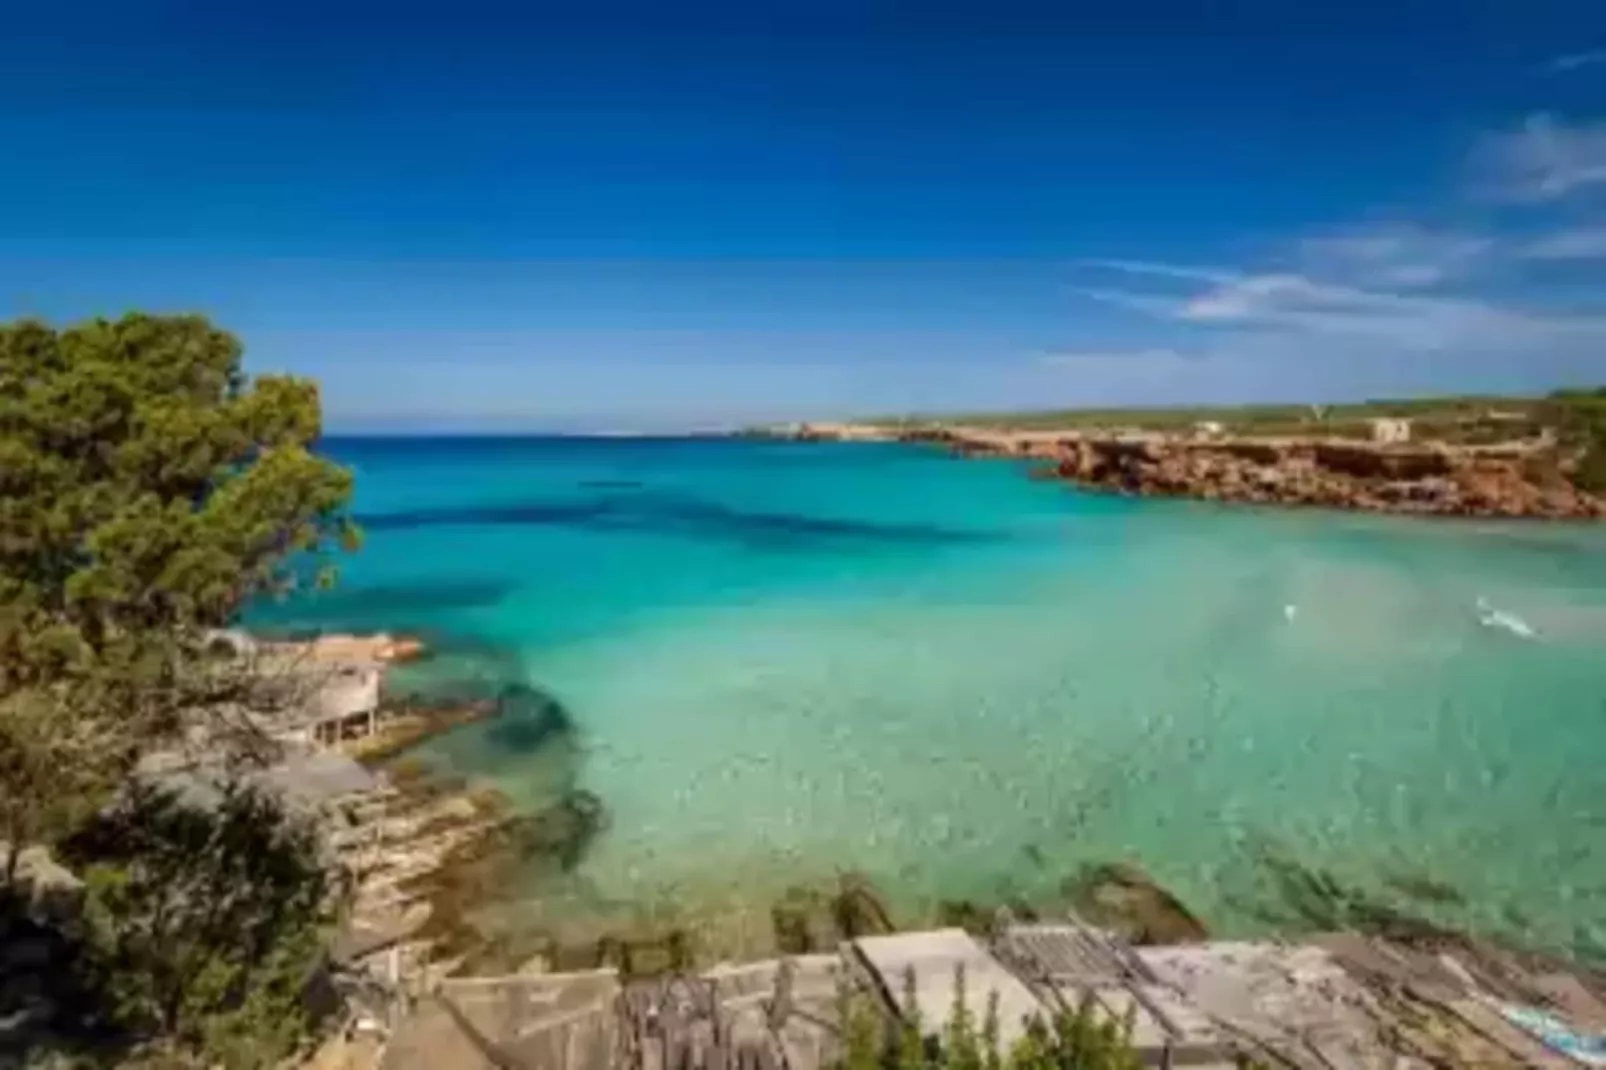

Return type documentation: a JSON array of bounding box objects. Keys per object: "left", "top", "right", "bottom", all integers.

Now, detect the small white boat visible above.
[{"left": 1476, "top": 596, "right": 1537, "bottom": 639}]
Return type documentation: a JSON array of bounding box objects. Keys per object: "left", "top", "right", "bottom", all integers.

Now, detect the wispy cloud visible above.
[
  {"left": 1076, "top": 259, "right": 1237, "bottom": 285},
  {"left": 1054, "top": 84, "right": 1606, "bottom": 399},
  {"left": 1297, "top": 225, "right": 1491, "bottom": 288},
  {"left": 1066, "top": 285, "right": 1189, "bottom": 319},
  {"left": 1476, "top": 114, "right": 1606, "bottom": 201},
  {"left": 1037, "top": 347, "right": 1188, "bottom": 366},
  {"left": 1071, "top": 258, "right": 1606, "bottom": 355},
  {"left": 1521, "top": 226, "right": 1606, "bottom": 259},
  {"left": 1545, "top": 49, "right": 1606, "bottom": 73}
]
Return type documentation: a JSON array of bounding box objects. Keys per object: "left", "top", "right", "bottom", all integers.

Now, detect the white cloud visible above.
[
  {"left": 1054, "top": 105, "right": 1606, "bottom": 400},
  {"left": 1072, "top": 259, "right": 1606, "bottom": 356},
  {"left": 1066, "top": 286, "right": 1189, "bottom": 319},
  {"left": 1297, "top": 225, "right": 1491, "bottom": 288},
  {"left": 1521, "top": 226, "right": 1606, "bottom": 259},
  {"left": 1476, "top": 114, "right": 1606, "bottom": 201},
  {"left": 1546, "top": 49, "right": 1606, "bottom": 73},
  {"left": 1181, "top": 273, "right": 1320, "bottom": 323}
]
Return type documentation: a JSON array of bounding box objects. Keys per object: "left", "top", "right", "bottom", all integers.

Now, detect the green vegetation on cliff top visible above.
[
  {"left": 874, "top": 393, "right": 1550, "bottom": 438},
  {"left": 873, "top": 387, "right": 1606, "bottom": 484}
]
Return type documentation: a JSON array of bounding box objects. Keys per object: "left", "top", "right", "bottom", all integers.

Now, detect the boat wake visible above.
[{"left": 1476, "top": 597, "right": 1537, "bottom": 640}]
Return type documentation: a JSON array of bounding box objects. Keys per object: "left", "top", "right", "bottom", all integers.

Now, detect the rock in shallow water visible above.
[
  {"left": 1065, "top": 862, "right": 1209, "bottom": 945},
  {"left": 770, "top": 872, "right": 897, "bottom": 953},
  {"left": 514, "top": 788, "right": 609, "bottom": 873}
]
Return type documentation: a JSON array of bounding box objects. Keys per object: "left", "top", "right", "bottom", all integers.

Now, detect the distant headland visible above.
[{"left": 742, "top": 392, "right": 1606, "bottom": 520}]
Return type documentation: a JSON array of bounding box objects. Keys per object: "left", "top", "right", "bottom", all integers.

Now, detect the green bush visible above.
[
  {"left": 836, "top": 964, "right": 1145, "bottom": 1070},
  {"left": 60, "top": 783, "right": 339, "bottom": 1068},
  {"left": 0, "top": 314, "right": 357, "bottom": 1065},
  {"left": 835, "top": 964, "right": 1274, "bottom": 1070},
  {"left": 1545, "top": 388, "right": 1606, "bottom": 494}
]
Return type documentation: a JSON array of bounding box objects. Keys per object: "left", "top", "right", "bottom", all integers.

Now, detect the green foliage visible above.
[
  {"left": 58, "top": 783, "right": 340, "bottom": 1068},
  {"left": 875, "top": 394, "right": 1549, "bottom": 437},
  {"left": 896, "top": 967, "right": 927, "bottom": 1070},
  {"left": 1006, "top": 989, "right": 1143, "bottom": 1070},
  {"left": 0, "top": 313, "right": 356, "bottom": 694},
  {"left": 0, "top": 314, "right": 355, "bottom": 1066},
  {"left": 942, "top": 966, "right": 983, "bottom": 1070},
  {"left": 981, "top": 991, "right": 1002, "bottom": 1070},
  {"left": 0, "top": 689, "right": 128, "bottom": 874},
  {"left": 837, "top": 966, "right": 1148, "bottom": 1070},
  {"left": 836, "top": 975, "right": 887, "bottom": 1070},
  {"left": 1547, "top": 387, "right": 1606, "bottom": 494}
]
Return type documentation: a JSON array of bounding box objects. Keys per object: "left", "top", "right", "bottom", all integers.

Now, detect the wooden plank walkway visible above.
[
  {"left": 373, "top": 926, "right": 1606, "bottom": 1070},
  {"left": 381, "top": 956, "right": 847, "bottom": 1070},
  {"left": 848, "top": 928, "right": 1045, "bottom": 1050},
  {"left": 996, "top": 924, "right": 1235, "bottom": 1068},
  {"left": 444, "top": 971, "right": 620, "bottom": 1070},
  {"left": 1138, "top": 942, "right": 1419, "bottom": 1070}
]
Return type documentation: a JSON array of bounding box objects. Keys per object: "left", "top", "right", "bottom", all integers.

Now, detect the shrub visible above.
[
  {"left": 1546, "top": 388, "right": 1606, "bottom": 494},
  {"left": 837, "top": 964, "right": 1146, "bottom": 1070},
  {"left": 60, "top": 783, "right": 341, "bottom": 1068}
]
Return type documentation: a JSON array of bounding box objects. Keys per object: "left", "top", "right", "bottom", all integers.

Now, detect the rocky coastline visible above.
[
  {"left": 208, "top": 617, "right": 1606, "bottom": 1070},
  {"left": 763, "top": 422, "right": 1606, "bottom": 519},
  {"left": 137, "top": 630, "right": 609, "bottom": 987},
  {"left": 276, "top": 633, "right": 1243, "bottom": 985},
  {"left": 223, "top": 636, "right": 1606, "bottom": 1070}
]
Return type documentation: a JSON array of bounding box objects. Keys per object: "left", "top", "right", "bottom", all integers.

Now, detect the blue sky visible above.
[{"left": 3, "top": 1, "right": 1605, "bottom": 430}]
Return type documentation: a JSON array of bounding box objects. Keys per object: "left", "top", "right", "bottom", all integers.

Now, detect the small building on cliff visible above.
[{"left": 1368, "top": 417, "right": 1413, "bottom": 444}]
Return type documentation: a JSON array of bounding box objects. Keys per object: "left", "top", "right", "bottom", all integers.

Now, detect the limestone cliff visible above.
[
  {"left": 750, "top": 420, "right": 1603, "bottom": 518},
  {"left": 999, "top": 433, "right": 1603, "bottom": 519}
]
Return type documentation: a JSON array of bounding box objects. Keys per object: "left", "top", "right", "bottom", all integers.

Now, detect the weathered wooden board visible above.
[
  {"left": 432, "top": 969, "right": 621, "bottom": 1070},
  {"left": 997, "top": 923, "right": 1126, "bottom": 986},
  {"left": 1077, "top": 986, "right": 1236, "bottom": 1068},
  {"left": 849, "top": 929, "right": 1046, "bottom": 1049},
  {"left": 998, "top": 923, "right": 1234, "bottom": 1067}
]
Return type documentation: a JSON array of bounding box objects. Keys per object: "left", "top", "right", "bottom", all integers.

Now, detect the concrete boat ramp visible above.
[{"left": 358, "top": 922, "right": 1606, "bottom": 1070}]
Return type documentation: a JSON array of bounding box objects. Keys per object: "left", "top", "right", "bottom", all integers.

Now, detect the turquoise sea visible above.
[{"left": 261, "top": 436, "right": 1606, "bottom": 961}]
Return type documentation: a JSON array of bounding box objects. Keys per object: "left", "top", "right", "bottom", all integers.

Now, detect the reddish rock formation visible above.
[
  {"left": 763, "top": 421, "right": 1603, "bottom": 519},
  {"left": 378, "top": 636, "right": 427, "bottom": 663},
  {"left": 1019, "top": 435, "right": 1601, "bottom": 519}
]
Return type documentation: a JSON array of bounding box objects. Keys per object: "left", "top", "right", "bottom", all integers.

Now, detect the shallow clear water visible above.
[{"left": 262, "top": 437, "right": 1606, "bottom": 959}]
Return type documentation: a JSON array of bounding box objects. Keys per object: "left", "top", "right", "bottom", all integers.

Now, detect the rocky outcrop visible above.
[
  {"left": 770, "top": 872, "right": 897, "bottom": 954},
  {"left": 1026, "top": 435, "right": 1602, "bottom": 519},
  {"left": 269, "top": 631, "right": 429, "bottom": 666},
  {"left": 0, "top": 844, "right": 83, "bottom": 927},
  {"left": 1063, "top": 862, "right": 1210, "bottom": 946},
  {"left": 784, "top": 421, "right": 1602, "bottom": 518}
]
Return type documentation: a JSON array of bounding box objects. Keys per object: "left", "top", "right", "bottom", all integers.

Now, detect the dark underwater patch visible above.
[
  {"left": 356, "top": 500, "right": 614, "bottom": 533},
  {"left": 484, "top": 683, "right": 577, "bottom": 757},
  {"left": 243, "top": 580, "right": 516, "bottom": 640},
  {"left": 354, "top": 490, "right": 996, "bottom": 548},
  {"left": 291, "top": 578, "right": 516, "bottom": 617},
  {"left": 382, "top": 634, "right": 529, "bottom": 706}
]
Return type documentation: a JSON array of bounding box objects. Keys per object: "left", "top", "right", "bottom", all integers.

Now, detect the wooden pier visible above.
[
  {"left": 367, "top": 920, "right": 1606, "bottom": 1070},
  {"left": 847, "top": 929, "right": 1045, "bottom": 1051}
]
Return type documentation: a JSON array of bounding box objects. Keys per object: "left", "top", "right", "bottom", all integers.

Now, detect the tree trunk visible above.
[{"left": 1, "top": 826, "right": 22, "bottom": 888}]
